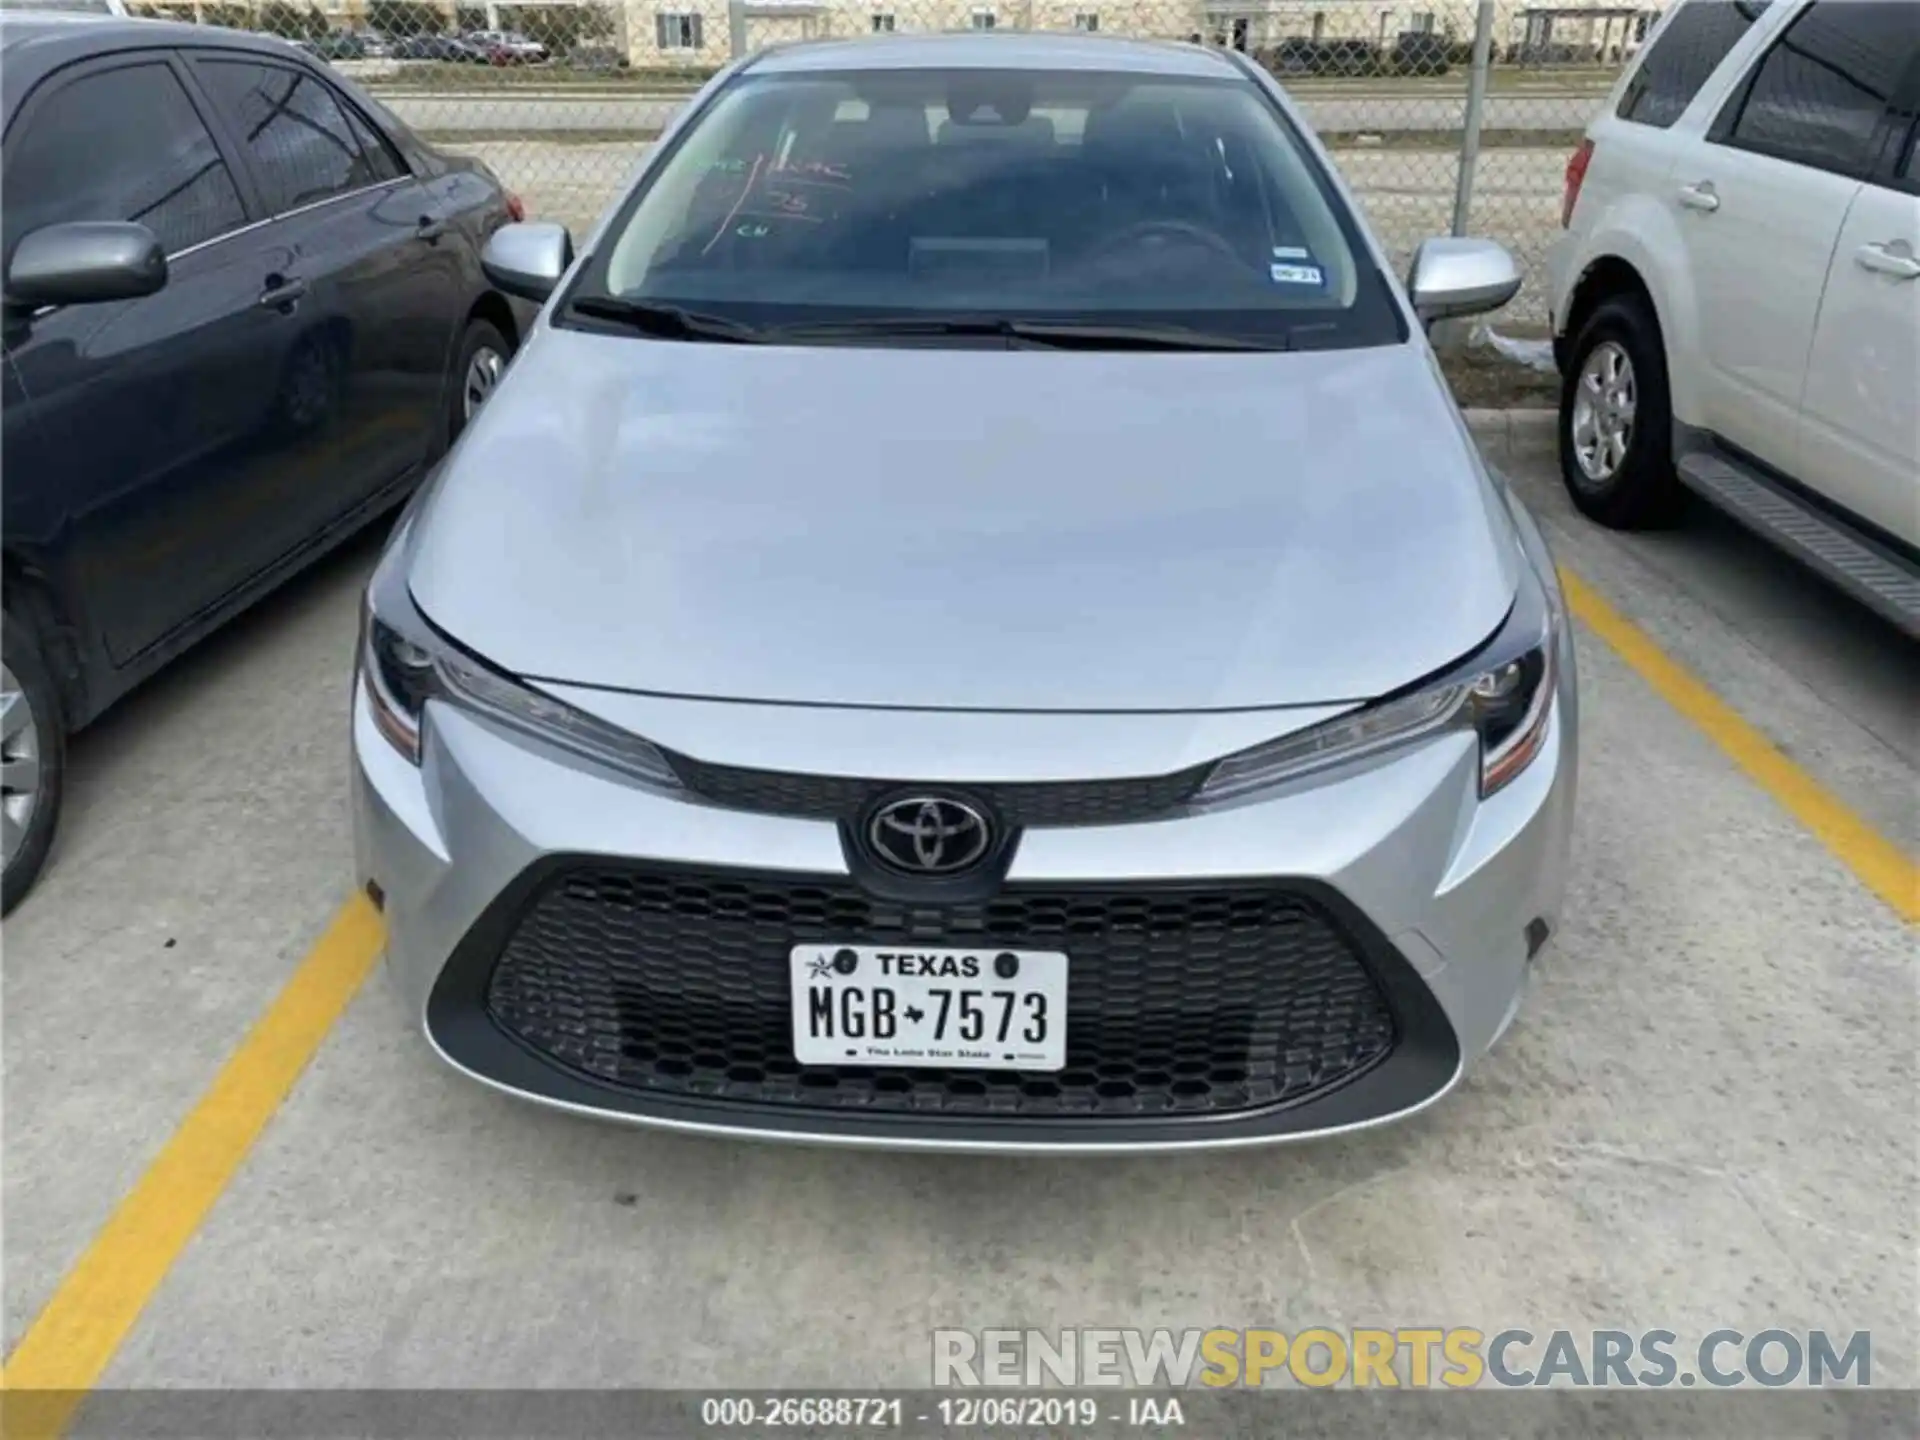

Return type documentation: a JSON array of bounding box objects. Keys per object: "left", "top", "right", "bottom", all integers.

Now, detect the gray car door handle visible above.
[
  {"left": 258, "top": 276, "right": 308, "bottom": 310},
  {"left": 415, "top": 216, "right": 447, "bottom": 244},
  {"left": 1676, "top": 182, "right": 1720, "bottom": 213},
  {"left": 1855, "top": 242, "right": 1920, "bottom": 280}
]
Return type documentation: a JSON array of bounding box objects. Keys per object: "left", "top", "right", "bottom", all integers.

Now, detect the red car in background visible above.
[{"left": 465, "top": 29, "right": 546, "bottom": 64}]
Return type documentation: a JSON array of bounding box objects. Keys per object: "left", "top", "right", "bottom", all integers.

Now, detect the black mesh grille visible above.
[
  {"left": 484, "top": 864, "right": 1398, "bottom": 1120},
  {"left": 663, "top": 750, "right": 1208, "bottom": 828}
]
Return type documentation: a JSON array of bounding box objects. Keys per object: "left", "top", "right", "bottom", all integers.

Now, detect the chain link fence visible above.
[{"left": 135, "top": 0, "right": 1661, "bottom": 322}]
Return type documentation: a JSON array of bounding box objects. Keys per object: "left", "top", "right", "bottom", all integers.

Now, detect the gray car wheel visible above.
[
  {"left": 450, "top": 318, "right": 512, "bottom": 440},
  {"left": 463, "top": 343, "right": 506, "bottom": 421},
  {"left": 2, "top": 607, "right": 64, "bottom": 913}
]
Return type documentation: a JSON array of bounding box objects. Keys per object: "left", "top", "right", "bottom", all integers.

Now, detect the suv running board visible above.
[{"left": 1677, "top": 450, "right": 1920, "bottom": 638}]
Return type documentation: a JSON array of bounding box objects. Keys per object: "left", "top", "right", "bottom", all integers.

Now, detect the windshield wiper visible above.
[
  {"left": 770, "top": 315, "right": 1288, "bottom": 352},
  {"left": 566, "top": 296, "right": 767, "bottom": 344}
]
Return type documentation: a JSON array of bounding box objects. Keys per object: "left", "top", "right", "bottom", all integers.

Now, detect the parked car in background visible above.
[
  {"left": 307, "top": 30, "right": 391, "bottom": 61},
  {"left": 1, "top": 13, "right": 533, "bottom": 908},
  {"left": 1389, "top": 29, "right": 1451, "bottom": 75},
  {"left": 470, "top": 36, "right": 518, "bottom": 66},
  {"left": 564, "top": 42, "right": 627, "bottom": 72},
  {"left": 306, "top": 30, "right": 367, "bottom": 61},
  {"left": 1550, "top": 0, "right": 1920, "bottom": 634},
  {"left": 390, "top": 32, "right": 486, "bottom": 62},
  {"left": 466, "top": 28, "right": 546, "bottom": 63},
  {"left": 1257, "top": 36, "right": 1381, "bottom": 77}
]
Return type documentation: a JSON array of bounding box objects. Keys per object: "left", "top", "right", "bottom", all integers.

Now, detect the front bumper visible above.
[{"left": 352, "top": 636, "right": 1577, "bottom": 1153}]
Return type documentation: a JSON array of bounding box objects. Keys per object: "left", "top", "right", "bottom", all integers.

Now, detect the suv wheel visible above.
[
  {"left": 1558, "top": 292, "right": 1686, "bottom": 529},
  {"left": 2, "top": 606, "right": 65, "bottom": 913}
]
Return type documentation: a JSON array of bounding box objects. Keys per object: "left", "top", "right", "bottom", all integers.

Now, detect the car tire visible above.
[
  {"left": 2, "top": 606, "right": 65, "bottom": 914},
  {"left": 1557, "top": 292, "right": 1687, "bottom": 530},
  {"left": 448, "top": 317, "right": 511, "bottom": 444}
]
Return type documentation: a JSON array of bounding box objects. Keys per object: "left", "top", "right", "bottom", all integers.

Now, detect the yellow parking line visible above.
[
  {"left": 0, "top": 896, "right": 384, "bottom": 1438},
  {"left": 1562, "top": 569, "right": 1919, "bottom": 924}
]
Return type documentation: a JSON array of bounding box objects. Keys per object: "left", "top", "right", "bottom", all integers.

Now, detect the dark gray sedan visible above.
[{"left": 1, "top": 14, "right": 529, "bottom": 908}]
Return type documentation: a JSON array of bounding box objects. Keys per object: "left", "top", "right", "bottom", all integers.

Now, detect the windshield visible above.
[{"left": 568, "top": 67, "right": 1404, "bottom": 349}]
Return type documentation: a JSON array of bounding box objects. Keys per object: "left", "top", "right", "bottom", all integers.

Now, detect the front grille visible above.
[
  {"left": 662, "top": 749, "right": 1209, "bottom": 828},
  {"left": 485, "top": 864, "right": 1398, "bottom": 1120}
]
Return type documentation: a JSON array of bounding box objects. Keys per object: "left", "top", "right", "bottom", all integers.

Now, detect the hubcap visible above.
[
  {"left": 463, "top": 346, "right": 505, "bottom": 420},
  {"left": 1, "top": 663, "right": 42, "bottom": 872},
  {"left": 1569, "top": 340, "right": 1637, "bottom": 486}
]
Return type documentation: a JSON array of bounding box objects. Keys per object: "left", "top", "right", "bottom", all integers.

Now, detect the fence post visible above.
[
  {"left": 729, "top": 0, "right": 748, "bottom": 60},
  {"left": 1450, "top": 0, "right": 1497, "bottom": 236}
]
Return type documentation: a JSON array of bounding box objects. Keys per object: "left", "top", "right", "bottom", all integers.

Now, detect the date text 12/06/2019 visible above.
[{"left": 699, "top": 1396, "right": 1183, "bottom": 1428}]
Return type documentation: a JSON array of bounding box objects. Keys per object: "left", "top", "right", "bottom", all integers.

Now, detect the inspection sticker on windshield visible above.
[{"left": 1270, "top": 262, "right": 1325, "bottom": 286}]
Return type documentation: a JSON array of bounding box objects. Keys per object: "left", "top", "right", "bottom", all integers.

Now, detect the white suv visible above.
[{"left": 1549, "top": 0, "right": 1919, "bottom": 633}]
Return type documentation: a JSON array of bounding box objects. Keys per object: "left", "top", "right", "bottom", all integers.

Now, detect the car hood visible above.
[{"left": 410, "top": 328, "right": 1518, "bottom": 711}]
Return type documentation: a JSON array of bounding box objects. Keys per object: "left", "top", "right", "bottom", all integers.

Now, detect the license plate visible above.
[{"left": 789, "top": 944, "right": 1067, "bottom": 1072}]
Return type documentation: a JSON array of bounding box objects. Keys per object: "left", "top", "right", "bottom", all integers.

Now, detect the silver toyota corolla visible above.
[{"left": 353, "top": 33, "right": 1578, "bottom": 1152}]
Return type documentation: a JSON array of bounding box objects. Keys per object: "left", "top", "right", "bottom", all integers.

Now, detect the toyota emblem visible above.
[{"left": 867, "top": 796, "right": 992, "bottom": 876}]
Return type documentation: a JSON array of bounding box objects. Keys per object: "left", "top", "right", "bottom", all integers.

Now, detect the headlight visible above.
[
  {"left": 357, "top": 526, "right": 681, "bottom": 792},
  {"left": 1195, "top": 570, "right": 1558, "bottom": 804}
]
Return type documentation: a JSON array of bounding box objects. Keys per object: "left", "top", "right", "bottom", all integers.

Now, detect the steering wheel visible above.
[{"left": 1081, "top": 219, "right": 1247, "bottom": 269}]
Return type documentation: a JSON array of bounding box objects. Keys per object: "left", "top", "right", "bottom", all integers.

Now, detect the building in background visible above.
[
  {"left": 616, "top": 0, "right": 1663, "bottom": 71},
  {"left": 112, "top": 0, "right": 1662, "bottom": 71}
]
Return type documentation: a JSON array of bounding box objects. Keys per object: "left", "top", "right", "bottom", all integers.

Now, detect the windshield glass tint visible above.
[{"left": 581, "top": 68, "right": 1402, "bottom": 348}]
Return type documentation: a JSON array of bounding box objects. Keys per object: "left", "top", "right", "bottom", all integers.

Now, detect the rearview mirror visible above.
[
  {"left": 1407, "top": 237, "right": 1521, "bottom": 326},
  {"left": 5, "top": 222, "right": 166, "bottom": 309},
  {"left": 482, "top": 222, "right": 573, "bottom": 303}
]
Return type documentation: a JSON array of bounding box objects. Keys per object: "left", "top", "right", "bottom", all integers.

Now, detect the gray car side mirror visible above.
[
  {"left": 1407, "top": 236, "right": 1521, "bottom": 327},
  {"left": 5, "top": 222, "right": 167, "bottom": 309},
  {"left": 482, "top": 222, "right": 574, "bottom": 303}
]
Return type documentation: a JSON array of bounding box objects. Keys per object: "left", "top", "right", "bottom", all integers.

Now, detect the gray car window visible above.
[
  {"left": 1617, "top": 0, "right": 1770, "bottom": 128},
  {"left": 196, "top": 58, "right": 380, "bottom": 213},
  {"left": 2, "top": 62, "right": 248, "bottom": 260},
  {"left": 337, "top": 89, "right": 407, "bottom": 183},
  {"left": 1721, "top": 0, "right": 1918, "bottom": 177},
  {"left": 581, "top": 68, "right": 1403, "bottom": 351}
]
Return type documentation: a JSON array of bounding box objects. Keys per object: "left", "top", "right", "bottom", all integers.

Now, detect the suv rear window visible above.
[{"left": 1617, "top": 0, "right": 1771, "bottom": 128}]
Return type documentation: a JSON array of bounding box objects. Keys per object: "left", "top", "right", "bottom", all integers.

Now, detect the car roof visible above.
[
  {"left": 744, "top": 31, "right": 1243, "bottom": 79},
  {"left": 1, "top": 13, "right": 311, "bottom": 101}
]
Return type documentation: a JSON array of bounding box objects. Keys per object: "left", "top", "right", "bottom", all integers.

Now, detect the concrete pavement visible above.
[{"left": 6, "top": 439, "right": 1914, "bottom": 1405}]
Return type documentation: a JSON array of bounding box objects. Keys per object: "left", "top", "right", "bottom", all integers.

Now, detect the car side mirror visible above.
[
  {"left": 1407, "top": 236, "right": 1521, "bottom": 327},
  {"left": 481, "top": 221, "right": 573, "bottom": 303},
  {"left": 5, "top": 221, "right": 167, "bottom": 309}
]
